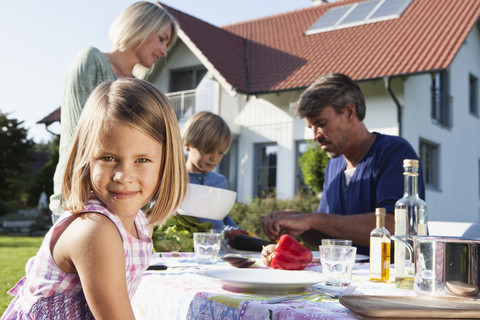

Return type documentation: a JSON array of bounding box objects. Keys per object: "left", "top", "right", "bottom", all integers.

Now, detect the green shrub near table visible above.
[{"left": 229, "top": 192, "right": 320, "bottom": 240}]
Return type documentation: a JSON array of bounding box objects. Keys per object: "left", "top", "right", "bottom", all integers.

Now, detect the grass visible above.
[{"left": 0, "top": 236, "right": 43, "bottom": 314}]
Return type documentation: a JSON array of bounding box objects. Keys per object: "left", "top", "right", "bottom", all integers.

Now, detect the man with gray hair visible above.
[{"left": 262, "top": 73, "right": 424, "bottom": 255}]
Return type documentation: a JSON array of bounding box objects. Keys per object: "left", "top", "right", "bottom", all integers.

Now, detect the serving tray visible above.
[{"left": 339, "top": 295, "right": 480, "bottom": 319}]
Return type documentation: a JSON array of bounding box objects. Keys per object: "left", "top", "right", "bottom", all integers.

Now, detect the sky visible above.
[{"left": 0, "top": 0, "right": 314, "bottom": 143}]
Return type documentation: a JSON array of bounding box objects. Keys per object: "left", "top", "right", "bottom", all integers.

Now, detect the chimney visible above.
[{"left": 312, "top": 0, "right": 329, "bottom": 6}]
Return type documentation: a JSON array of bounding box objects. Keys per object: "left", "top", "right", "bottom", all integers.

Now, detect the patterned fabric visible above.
[
  {"left": 1, "top": 198, "right": 152, "bottom": 319},
  {"left": 237, "top": 299, "right": 353, "bottom": 320},
  {"left": 188, "top": 293, "right": 238, "bottom": 320}
]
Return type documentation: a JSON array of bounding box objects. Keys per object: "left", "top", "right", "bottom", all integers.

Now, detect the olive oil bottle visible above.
[{"left": 370, "top": 208, "right": 391, "bottom": 282}]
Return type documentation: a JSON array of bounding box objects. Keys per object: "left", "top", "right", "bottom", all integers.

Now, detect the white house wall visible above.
[
  {"left": 360, "top": 80, "right": 400, "bottom": 136},
  {"left": 402, "top": 25, "right": 480, "bottom": 224},
  {"left": 235, "top": 95, "right": 296, "bottom": 202},
  {"left": 151, "top": 41, "right": 203, "bottom": 93}
]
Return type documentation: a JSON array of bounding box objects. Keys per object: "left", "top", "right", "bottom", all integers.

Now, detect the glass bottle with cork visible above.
[
  {"left": 370, "top": 207, "right": 391, "bottom": 282},
  {"left": 394, "top": 159, "right": 428, "bottom": 289}
]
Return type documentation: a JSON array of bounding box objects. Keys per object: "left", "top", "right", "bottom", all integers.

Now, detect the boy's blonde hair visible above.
[
  {"left": 181, "top": 112, "right": 232, "bottom": 154},
  {"left": 62, "top": 78, "right": 187, "bottom": 224},
  {"left": 109, "top": 1, "right": 178, "bottom": 52}
]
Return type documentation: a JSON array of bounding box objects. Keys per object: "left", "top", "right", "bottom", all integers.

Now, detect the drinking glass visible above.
[
  {"left": 321, "top": 239, "right": 352, "bottom": 246},
  {"left": 193, "top": 232, "right": 222, "bottom": 264},
  {"left": 319, "top": 245, "right": 357, "bottom": 286}
]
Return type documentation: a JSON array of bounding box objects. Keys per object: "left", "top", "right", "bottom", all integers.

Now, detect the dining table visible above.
[{"left": 130, "top": 249, "right": 430, "bottom": 320}]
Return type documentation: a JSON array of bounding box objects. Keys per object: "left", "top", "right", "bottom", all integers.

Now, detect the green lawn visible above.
[{"left": 0, "top": 236, "right": 43, "bottom": 314}]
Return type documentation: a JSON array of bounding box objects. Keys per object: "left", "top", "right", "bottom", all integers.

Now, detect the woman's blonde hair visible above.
[
  {"left": 109, "top": 1, "right": 178, "bottom": 52},
  {"left": 62, "top": 78, "right": 187, "bottom": 224},
  {"left": 181, "top": 111, "right": 232, "bottom": 154}
]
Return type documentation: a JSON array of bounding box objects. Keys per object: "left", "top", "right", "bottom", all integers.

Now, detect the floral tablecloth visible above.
[{"left": 131, "top": 252, "right": 413, "bottom": 320}]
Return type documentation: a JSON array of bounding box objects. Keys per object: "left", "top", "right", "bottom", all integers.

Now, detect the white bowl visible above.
[{"left": 178, "top": 184, "right": 237, "bottom": 220}]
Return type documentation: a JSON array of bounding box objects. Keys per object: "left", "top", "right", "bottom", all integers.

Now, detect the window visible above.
[
  {"left": 419, "top": 139, "right": 440, "bottom": 189},
  {"left": 254, "top": 143, "right": 277, "bottom": 198},
  {"left": 218, "top": 138, "right": 238, "bottom": 192},
  {"left": 470, "top": 73, "right": 478, "bottom": 116},
  {"left": 295, "top": 140, "right": 313, "bottom": 194},
  {"left": 306, "top": 0, "right": 412, "bottom": 34},
  {"left": 431, "top": 71, "right": 452, "bottom": 128},
  {"left": 170, "top": 67, "right": 207, "bottom": 92}
]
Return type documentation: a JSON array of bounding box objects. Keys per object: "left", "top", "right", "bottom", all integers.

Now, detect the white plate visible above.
[
  {"left": 197, "top": 268, "right": 326, "bottom": 293},
  {"left": 355, "top": 253, "right": 369, "bottom": 262}
]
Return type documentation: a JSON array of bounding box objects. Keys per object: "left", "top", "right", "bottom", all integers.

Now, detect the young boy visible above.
[{"left": 181, "top": 111, "right": 240, "bottom": 230}]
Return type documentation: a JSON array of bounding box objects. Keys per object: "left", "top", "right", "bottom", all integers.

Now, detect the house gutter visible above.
[
  {"left": 383, "top": 76, "right": 402, "bottom": 137},
  {"left": 243, "top": 38, "right": 252, "bottom": 93}
]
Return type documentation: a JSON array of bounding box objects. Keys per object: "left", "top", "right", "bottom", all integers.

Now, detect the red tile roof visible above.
[
  {"left": 37, "top": 107, "right": 60, "bottom": 125},
  {"left": 161, "top": 0, "right": 480, "bottom": 94}
]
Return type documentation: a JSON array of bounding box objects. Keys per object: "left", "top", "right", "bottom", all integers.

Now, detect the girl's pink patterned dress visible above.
[{"left": 1, "top": 198, "right": 152, "bottom": 319}]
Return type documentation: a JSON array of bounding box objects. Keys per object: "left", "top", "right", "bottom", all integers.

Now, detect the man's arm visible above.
[
  {"left": 300, "top": 212, "right": 394, "bottom": 247},
  {"left": 262, "top": 210, "right": 394, "bottom": 248}
]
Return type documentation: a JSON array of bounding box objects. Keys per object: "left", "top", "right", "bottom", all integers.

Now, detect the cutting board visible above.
[{"left": 339, "top": 295, "right": 480, "bottom": 319}]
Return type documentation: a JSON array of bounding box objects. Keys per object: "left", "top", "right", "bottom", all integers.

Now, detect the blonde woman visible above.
[
  {"left": 50, "top": 1, "right": 178, "bottom": 221},
  {"left": 3, "top": 78, "right": 187, "bottom": 319}
]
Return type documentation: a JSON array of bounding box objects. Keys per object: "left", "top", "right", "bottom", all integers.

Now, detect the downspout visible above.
[
  {"left": 383, "top": 76, "right": 402, "bottom": 137},
  {"left": 243, "top": 38, "right": 252, "bottom": 93}
]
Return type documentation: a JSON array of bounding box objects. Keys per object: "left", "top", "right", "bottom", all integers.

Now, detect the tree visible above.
[
  {"left": 0, "top": 112, "right": 35, "bottom": 211},
  {"left": 26, "top": 136, "right": 59, "bottom": 207},
  {"left": 298, "top": 141, "right": 329, "bottom": 194}
]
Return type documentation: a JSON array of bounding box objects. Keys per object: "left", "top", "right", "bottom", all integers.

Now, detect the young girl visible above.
[{"left": 2, "top": 78, "right": 187, "bottom": 319}]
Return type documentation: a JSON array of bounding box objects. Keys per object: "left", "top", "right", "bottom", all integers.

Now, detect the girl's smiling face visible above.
[{"left": 90, "top": 123, "right": 163, "bottom": 222}]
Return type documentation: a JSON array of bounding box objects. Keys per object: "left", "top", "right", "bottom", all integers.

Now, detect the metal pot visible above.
[{"left": 392, "top": 236, "right": 480, "bottom": 298}]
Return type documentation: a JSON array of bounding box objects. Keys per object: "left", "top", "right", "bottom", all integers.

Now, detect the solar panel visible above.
[
  {"left": 370, "top": 0, "right": 412, "bottom": 20},
  {"left": 341, "top": 0, "right": 380, "bottom": 25},
  {"left": 308, "top": 5, "right": 352, "bottom": 32},
  {"left": 306, "top": 0, "right": 412, "bottom": 35}
]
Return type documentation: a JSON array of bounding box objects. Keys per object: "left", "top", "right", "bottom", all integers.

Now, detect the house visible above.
[
  {"left": 152, "top": 0, "right": 480, "bottom": 223},
  {"left": 41, "top": 0, "right": 480, "bottom": 223}
]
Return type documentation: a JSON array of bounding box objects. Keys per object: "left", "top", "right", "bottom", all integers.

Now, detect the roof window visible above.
[{"left": 306, "top": 0, "right": 412, "bottom": 35}]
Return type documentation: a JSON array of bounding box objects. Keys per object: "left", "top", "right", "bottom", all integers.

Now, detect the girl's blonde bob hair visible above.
[
  {"left": 62, "top": 78, "right": 187, "bottom": 224},
  {"left": 181, "top": 111, "right": 232, "bottom": 154},
  {"left": 109, "top": 1, "right": 178, "bottom": 52}
]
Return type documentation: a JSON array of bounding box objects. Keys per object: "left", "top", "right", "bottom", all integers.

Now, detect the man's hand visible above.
[{"left": 261, "top": 210, "right": 310, "bottom": 241}]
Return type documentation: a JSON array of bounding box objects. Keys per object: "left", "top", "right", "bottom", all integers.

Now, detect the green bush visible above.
[
  {"left": 229, "top": 192, "right": 320, "bottom": 240},
  {"left": 0, "top": 200, "right": 16, "bottom": 216},
  {"left": 26, "top": 137, "right": 59, "bottom": 207},
  {"left": 298, "top": 141, "right": 329, "bottom": 194}
]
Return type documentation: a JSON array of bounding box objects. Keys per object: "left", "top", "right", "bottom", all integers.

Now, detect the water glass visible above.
[
  {"left": 193, "top": 232, "right": 222, "bottom": 264},
  {"left": 321, "top": 239, "right": 352, "bottom": 246},
  {"left": 211, "top": 229, "right": 228, "bottom": 253},
  {"left": 319, "top": 245, "right": 357, "bottom": 286}
]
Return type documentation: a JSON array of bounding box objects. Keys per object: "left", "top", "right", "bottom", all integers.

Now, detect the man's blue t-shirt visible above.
[
  {"left": 317, "top": 133, "right": 425, "bottom": 254},
  {"left": 188, "top": 171, "right": 239, "bottom": 230}
]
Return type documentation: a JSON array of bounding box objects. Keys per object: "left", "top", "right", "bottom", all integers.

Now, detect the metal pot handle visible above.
[{"left": 391, "top": 235, "right": 414, "bottom": 263}]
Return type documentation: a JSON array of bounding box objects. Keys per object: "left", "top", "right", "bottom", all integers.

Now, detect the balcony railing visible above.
[{"left": 166, "top": 89, "right": 197, "bottom": 119}]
